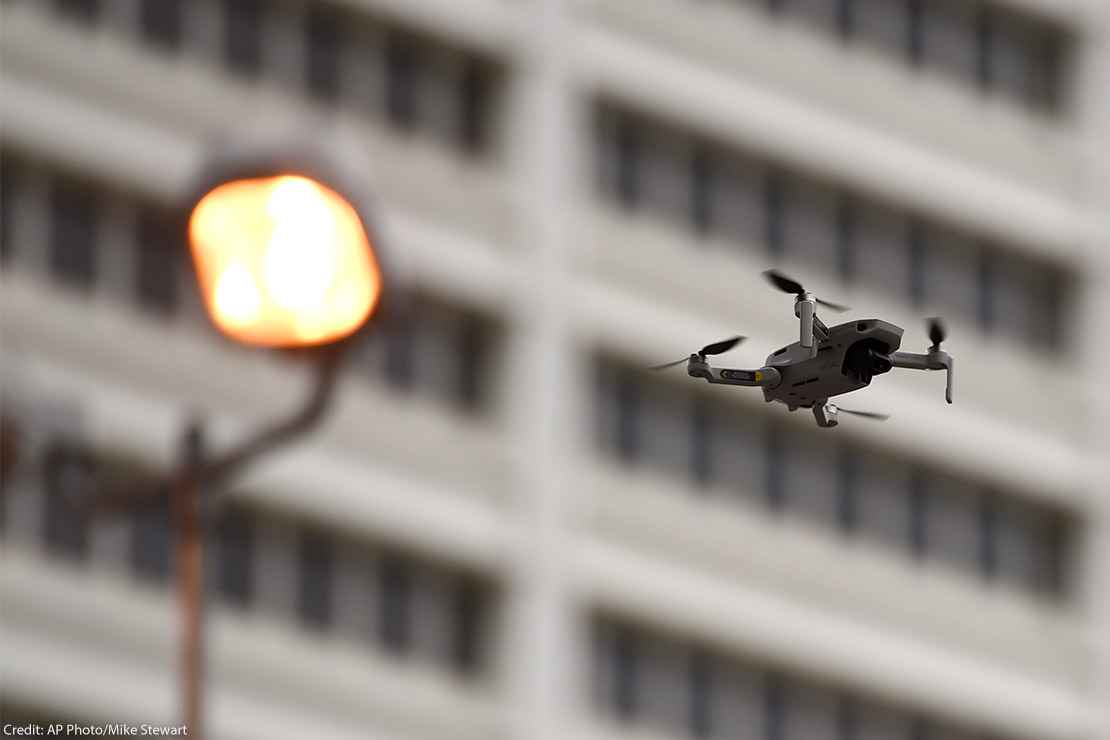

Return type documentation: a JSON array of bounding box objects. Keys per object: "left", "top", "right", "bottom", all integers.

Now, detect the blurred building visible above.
[{"left": 1, "top": 0, "right": 1109, "bottom": 739}]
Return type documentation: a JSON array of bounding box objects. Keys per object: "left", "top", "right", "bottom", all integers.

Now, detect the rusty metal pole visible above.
[{"left": 174, "top": 421, "right": 205, "bottom": 740}]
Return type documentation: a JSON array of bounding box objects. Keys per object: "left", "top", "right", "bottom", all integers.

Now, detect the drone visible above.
[{"left": 651, "top": 269, "right": 954, "bottom": 428}]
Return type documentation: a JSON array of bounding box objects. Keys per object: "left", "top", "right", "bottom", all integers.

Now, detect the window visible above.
[
  {"left": 713, "top": 155, "right": 764, "bottom": 250},
  {"left": 923, "top": 475, "right": 981, "bottom": 576},
  {"left": 131, "top": 498, "right": 173, "bottom": 583},
  {"left": 690, "top": 147, "right": 715, "bottom": 237},
  {"left": 593, "top": 106, "right": 1070, "bottom": 349},
  {"left": 299, "top": 529, "right": 333, "bottom": 629},
  {"left": 0, "top": 415, "right": 22, "bottom": 534},
  {"left": 134, "top": 208, "right": 181, "bottom": 316},
  {"left": 49, "top": 178, "right": 99, "bottom": 290},
  {"left": 41, "top": 441, "right": 95, "bottom": 561},
  {"left": 708, "top": 406, "right": 765, "bottom": 501},
  {"left": 639, "top": 131, "right": 690, "bottom": 228},
  {"left": 765, "top": 425, "right": 786, "bottom": 511},
  {"left": 782, "top": 432, "right": 840, "bottom": 527},
  {"left": 592, "top": 617, "right": 1009, "bottom": 740},
  {"left": 784, "top": 180, "right": 841, "bottom": 281},
  {"left": 449, "top": 578, "right": 484, "bottom": 675},
  {"left": 690, "top": 398, "right": 713, "bottom": 488},
  {"left": 1, "top": 156, "right": 18, "bottom": 264},
  {"left": 610, "top": 116, "right": 642, "bottom": 210},
  {"left": 639, "top": 383, "right": 693, "bottom": 482},
  {"left": 139, "top": 0, "right": 184, "bottom": 51},
  {"left": 306, "top": 5, "right": 343, "bottom": 102},
  {"left": 923, "top": 0, "right": 979, "bottom": 86},
  {"left": 54, "top": 0, "right": 99, "bottom": 24},
  {"left": 457, "top": 61, "right": 492, "bottom": 154},
  {"left": 214, "top": 506, "right": 253, "bottom": 607},
  {"left": 384, "top": 32, "right": 421, "bottom": 130},
  {"left": 455, "top": 316, "right": 489, "bottom": 411},
  {"left": 763, "top": 171, "right": 787, "bottom": 258},
  {"left": 224, "top": 0, "right": 263, "bottom": 79},
  {"left": 688, "top": 651, "right": 714, "bottom": 738},
  {"left": 382, "top": 315, "right": 416, "bottom": 390},
  {"left": 377, "top": 553, "right": 414, "bottom": 654},
  {"left": 610, "top": 626, "right": 640, "bottom": 720}
]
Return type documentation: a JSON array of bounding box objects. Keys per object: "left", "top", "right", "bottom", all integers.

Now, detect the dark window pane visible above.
[
  {"left": 306, "top": 5, "right": 342, "bottom": 102},
  {"left": 458, "top": 61, "right": 492, "bottom": 154},
  {"left": 139, "top": 0, "right": 184, "bottom": 51},
  {"left": 611, "top": 627, "right": 639, "bottom": 720},
  {"left": 135, "top": 208, "right": 181, "bottom": 315},
  {"left": 977, "top": 250, "right": 996, "bottom": 332},
  {"left": 54, "top": 0, "right": 99, "bottom": 24},
  {"left": 42, "top": 441, "right": 95, "bottom": 561},
  {"left": 49, "top": 178, "right": 98, "bottom": 290},
  {"left": 979, "top": 494, "right": 1000, "bottom": 581},
  {"left": 383, "top": 316, "right": 415, "bottom": 390},
  {"left": 215, "top": 507, "right": 253, "bottom": 607},
  {"left": 690, "top": 398, "right": 712, "bottom": 488},
  {"left": 450, "top": 578, "right": 484, "bottom": 675},
  {"left": 907, "top": 219, "right": 927, "bottom": 307},
  {"left": 764, "top": 675, "right": 786, "bottom": 740},
  {"left": 614, "top": 118, "right": 641, "bottom": 210},
  {"left": 975, "top": 6, "right": 995, "bottom": 89},
  {"left": 764, "top": 171, "right": 786, "bottom": 258},
  {"left": 908, "top": 470, "right": 928, "bottom": 559},
  {"left": 224, "top": 0, "right": 263, "bottom": 79},
  {"left": 690, "top": 147, "right": 714, "bottom": 236},
  {"left": 377, "top": 553, "right": 413, "bottom": 654},
  {"left": 765, "top": 426, "right": 785, "bottom": 511},
  {"left": 835, "top": 196, "right": 857, "bottom": 283},
  {"left": 0, "top": 415, "right": 23, "bottom": 534},
  {"left": 384, "top": 33, "right": 420, "bottom": 130},
  {"left": 615, "top": 371, "right": 640, "bottom": 463},
  {"left": 688, "top": 651, "right": 714, "bottom": 738},
  {"left": 132, "top": 497, "right": 172, "bottom": 583},
  {"left": 299, "top": 530, "right": 333, "bottom": 629},
  {"left": 836, "top": 0, "right": 854, "bottom": 39},
  {"left": 456, "top": 316, "right": 487, "bottom": 411},
  {"left": 906, "top": 0, "right": 925, "bottom": 66},
  {"left": 0, "top": 159, "right": 17, "bottom": 264},
  {"left": 837, "top": 447, "right": 859, "bottom": 533}
]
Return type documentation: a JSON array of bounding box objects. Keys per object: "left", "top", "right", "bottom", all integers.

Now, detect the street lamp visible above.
[{"left": 95, "top": 143, "right": 390, "bottom": 740}]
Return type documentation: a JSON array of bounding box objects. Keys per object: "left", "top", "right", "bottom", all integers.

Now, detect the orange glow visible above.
[{"left": 188, "top": 175, "right": 382, "bottom": 347}]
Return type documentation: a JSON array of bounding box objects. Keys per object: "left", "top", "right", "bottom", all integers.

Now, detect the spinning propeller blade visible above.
[
  {"left": 700, "top": 336, "right": 745, "bottom": 356},
  {"left": 649, "top": 357, "right": 690, "bottom": 371},
  {"left": 763, "top": 269, "right": 804, "bottom": 296},
  {"left": 761, "top": 269, "right": 850, "bottom": 312},
  {"left": 649, "top": 336, "right": 746, "bottom": 371},
  {"left": 837, "top": 407, "right": 890, "bottom": 421}
]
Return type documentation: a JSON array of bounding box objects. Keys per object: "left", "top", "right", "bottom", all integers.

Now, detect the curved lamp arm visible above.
[{"left": 88, "top": 342, "right": 347, "bottom": 514}]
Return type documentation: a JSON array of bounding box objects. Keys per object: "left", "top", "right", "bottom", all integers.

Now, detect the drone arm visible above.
[
  {"left": 688, "top": 357, "right": 781, "bottom": 388},
  {"left": 890, "top": 350, "right": 954, "bottom": 403}
]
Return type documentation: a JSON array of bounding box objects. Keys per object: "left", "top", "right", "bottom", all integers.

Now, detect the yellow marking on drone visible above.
[{"left": 754, "top": 371, "right": 763, "bottom": 383}]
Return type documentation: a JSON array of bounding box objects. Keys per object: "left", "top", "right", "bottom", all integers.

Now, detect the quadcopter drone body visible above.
[{"left": 654, "top": 270, "right": 954, "bottom": 428}]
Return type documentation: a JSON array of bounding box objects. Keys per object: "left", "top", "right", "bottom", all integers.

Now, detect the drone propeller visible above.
[
  {"left": 927, "top": 317, "right": 947, "bottom": 349},
  {"left": 762, "top": 269, "right": 850, "bottom": 312},
  {"left": 650, "top": 336, "right": 746, "bottom": 371},
  {"left": 836, "top": 407, "right": 890, "bottom": 421}
]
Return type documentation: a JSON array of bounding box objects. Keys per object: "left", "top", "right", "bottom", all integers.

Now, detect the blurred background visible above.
[{"left": 1, "top": 0, "right": 1109, "bottom": 739}]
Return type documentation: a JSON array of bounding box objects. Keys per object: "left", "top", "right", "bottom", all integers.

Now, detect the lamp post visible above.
[{"left": 93, "top": 144, "right": 389, "bottom": 739}]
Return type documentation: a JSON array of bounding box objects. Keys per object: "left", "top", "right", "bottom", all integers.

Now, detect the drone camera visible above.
[{"left": 842, "top": 339, "right": 893, "bottom": 384}]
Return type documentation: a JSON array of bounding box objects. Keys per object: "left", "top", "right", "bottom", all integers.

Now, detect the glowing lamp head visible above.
[{"left": 187, "top": 174, "right": 382, "bottom": 348}]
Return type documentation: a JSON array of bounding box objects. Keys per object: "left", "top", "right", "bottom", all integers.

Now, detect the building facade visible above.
[{"left": 1, "top": 1, "right": 1108, "bottom": 739}]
